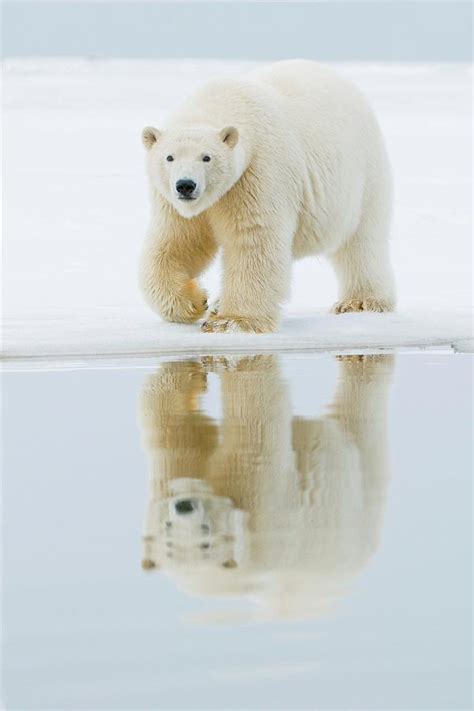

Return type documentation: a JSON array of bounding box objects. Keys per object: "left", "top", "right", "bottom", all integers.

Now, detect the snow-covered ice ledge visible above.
[
  {"left": 2, "top": 307, "right": 472, "bottom": 363},
  {"left": 2, "top": 60, "right": 472, "bottom": 362}
]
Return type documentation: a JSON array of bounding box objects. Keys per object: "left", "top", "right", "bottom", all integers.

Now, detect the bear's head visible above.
[{"left": 142, "top": 125, "right": 243, "bottom": 218}]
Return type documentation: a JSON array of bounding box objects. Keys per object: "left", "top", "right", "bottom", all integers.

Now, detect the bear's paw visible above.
[
  {"left": 162, "top": 280, "right": 208, "bottom": 323},
  {"left": 201, "top": 314, "right": 275, "bottom": 334},
  {"left": 332, "top": 297, "right": 394, "bottom": 314}
]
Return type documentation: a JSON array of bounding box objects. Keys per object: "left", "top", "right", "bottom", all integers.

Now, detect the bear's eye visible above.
[
  {"left": 166, "top": 155, "right": 174, "bottom": 162},
  {"left": 202, "top": 155, "right": 211, "bottom": 162}
]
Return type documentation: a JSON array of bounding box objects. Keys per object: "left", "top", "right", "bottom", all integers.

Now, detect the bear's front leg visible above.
[
  {"left": 140, "top": 207, "right": 217, "bottom": 324},
  {"left": 143, "top": 268, "right": 209, "bottom": 325},
  {"left": 201, "top": 229, "right": 292, "bottom": 334}
]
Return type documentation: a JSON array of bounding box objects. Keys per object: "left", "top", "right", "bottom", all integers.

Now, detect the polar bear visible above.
[
  {"left": 140, "top": 60, "right": 396, "bottom": 333},
  {"left": 139, "top": 354, "right": 394, "bottom": 620}
]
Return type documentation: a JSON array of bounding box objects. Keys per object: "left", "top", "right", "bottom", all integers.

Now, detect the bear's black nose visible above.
[
  {"left": 174, "top": 499, "right": 195, "bottom": 515},
  {"left": 176, "top": 179, "right": 197, "bottom": 197}
]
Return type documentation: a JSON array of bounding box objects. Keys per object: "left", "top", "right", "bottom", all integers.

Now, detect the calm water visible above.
[{"left": 2, "top": 353, "right": 472, "bottom": 710}]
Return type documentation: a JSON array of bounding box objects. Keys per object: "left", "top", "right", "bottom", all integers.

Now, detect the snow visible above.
[{"left": 2, "top": 60, "right": 472, "bottom": 361}]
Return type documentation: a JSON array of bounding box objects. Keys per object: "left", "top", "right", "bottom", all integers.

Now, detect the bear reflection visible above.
[{"left": 139, "top": 354, "right": 394, "bottom": 620}]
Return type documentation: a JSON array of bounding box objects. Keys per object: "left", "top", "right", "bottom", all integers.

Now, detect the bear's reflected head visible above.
[
  {"left": 142, "top": 125, "right": 242, "bottom": 218},
  {"left": 142, "top": 479, "right": 247, "bottom": 572}
]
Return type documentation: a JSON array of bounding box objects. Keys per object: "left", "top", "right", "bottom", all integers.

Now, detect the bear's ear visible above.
[
  {"left": 219, "top": 126, "right": 239, "bottom": 149},
  {"left": 142, "top": 126, "right": 161, "bottom": 150}
]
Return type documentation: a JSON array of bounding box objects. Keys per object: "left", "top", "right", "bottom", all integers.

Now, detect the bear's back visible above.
[{"left": 247, "top": 60, "right": 370, "bottom": 113}]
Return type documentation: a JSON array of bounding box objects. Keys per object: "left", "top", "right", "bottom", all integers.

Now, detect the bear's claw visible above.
[
  {"left": 208, "top": 298, "right": 220, "bottom": 316},
  {"left": 201, "top": 318, "right": 231, "bottom": 333}
]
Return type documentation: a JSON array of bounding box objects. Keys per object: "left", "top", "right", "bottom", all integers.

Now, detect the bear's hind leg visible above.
[{"left": 330, "top": 222, "right": 396, "bottom": 314}]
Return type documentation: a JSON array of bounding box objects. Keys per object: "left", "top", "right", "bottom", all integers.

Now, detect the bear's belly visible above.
[{"left": 292, "top": 205, "right": 333, "bottom": 259}]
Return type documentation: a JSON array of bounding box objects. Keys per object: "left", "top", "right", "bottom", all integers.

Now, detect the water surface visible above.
[{"left": 2, "top": 353, "right": 472, "bottom": 709}]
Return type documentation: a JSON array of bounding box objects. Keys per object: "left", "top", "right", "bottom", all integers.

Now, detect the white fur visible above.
[{"left": 141, "top": 60, "right": 396, "bottom": 333}]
